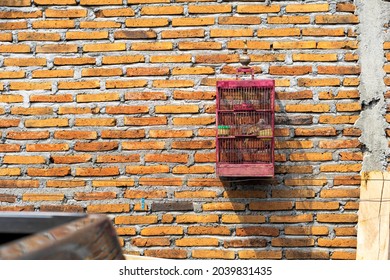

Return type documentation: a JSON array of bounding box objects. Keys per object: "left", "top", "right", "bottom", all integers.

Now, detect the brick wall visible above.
[{"left": 0, "top": 0, "right": 364, "bottom": 259}]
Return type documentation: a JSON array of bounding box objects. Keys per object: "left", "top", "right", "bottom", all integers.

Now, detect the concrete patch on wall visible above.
[{"left": 355, "top": 0, "right": 390, "bottom": 171}]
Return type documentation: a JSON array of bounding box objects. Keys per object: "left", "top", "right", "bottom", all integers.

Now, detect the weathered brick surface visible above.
[{"left": 0, "top": 0, "right": 365, "bottom": 260}]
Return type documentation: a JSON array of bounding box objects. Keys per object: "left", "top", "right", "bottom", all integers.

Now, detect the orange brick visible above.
[
  {"left": 298, "top": 78, "right": 340, "bottom": 87},
  {"left": 66, "top": 31, "right": 108, "bottom": 40},
  {"left": 172, "top": 67, "right": 214, "bottom": 75},
  {"left": 115, "top": 216, "right": 158, "bottom": 225},
  {"left": 149, "top": 130, "right": 193, "bottom": 138},
  {"left": 237, "top": 5, "right": 280, "bottom": 14},
  {"left": 292, "top": 53, "right": 338, "bottom": 62},
  {"left": 93, "top": 180, "right": 134, "bottom": 188},
  {"left": 150, "top": 54, "right": 191, "bottom": 63},
  {"left": 32, "top": 69, "right": 74, "bottom": 78},
  {"left": 172, "top": 140, "right": 215, "bottom": 150},
  {"left": 4, "top": 57, "right": 45, "bottom": 67},
  {"left": 0, "top": 180, "right": 38, "bottom": 188},
  {"left": 219, "top": 16, "right": 261, "bottom": 25},
  {"left": 76, "top": 93, "right": 119, "bottom": 103},
  {"left": 0, "top": 71, "right": 25, "bottom": 79},
  {"left": 172, "top": 17, "right": 214, "bottom": 27},
  {"left": 238, "top": 250, "right": 282, "bottom": 260},
  {"left": 106, "top": 80, "right": 147, "bottom": 89},
  {"left": 1, "top": 0, "right": 31, "bottom": 6},
  {"left": 11, "top": 107, "right": 52, "bottom": 115},
  {"left": 319, "top": 139, "right": 360, "bottom": 149},
  {"left": 126, "top": 67, "right": 169, "bottom": 77},
  {"left": 290, "top": 152, "right": 333, "bottom": 162},
  {"left": 286, "top": 3, "right": 329, "bottom": 13},
  {"left": 273, "top": 41, "right": 316, "bottom": 49},
  {"left": 34, "top": 0, "right": 76, "bottom": 4},
  {"left": 25, "top": 118, "right": 68, "bottom": 128},
  {"left": 114, "top": 30, "right": 157, "bottom": 40},
  {"left": 80, "top": 0, "right": 122, "bottom": 4},
  {"left": 176, "top": 214, "right": 218, "bottom": 224},
  {"left": 272, "top": 238, "right": 315, "bottom": 247},
  {"left": 139, "top": 177, "right": 183, "bottom": 186},
  {"left": 6, "top": 131, "right": 49, "bottom": 140},
  {"left": 32, "top": 20, "right": 75, "bottom": 29},
  {"left": 54, "top": 130, "right": 97, "bottom": 140},
  {"left": 258, "top": 28, "right": 300, "bottom": 37},
  {"left": 81, "top": 68, "right": 122, "bottom": 77},
  {"left": 296, "top": 201, "right": 339, "bottom": 210},
  {"left": 268, "top": 16, "right": 310, "bottom": 24},
  {"left": 221, "top": 215, "right": 265, "bottom": 224},
  {"left": 26, "top": 143, "right": 69, "bottom": 152},
  {"left": 102, "top": 55, "right": 144, "bottom": 65},
  {"left": 145, "top": 249, "right": 187, "bottom": 259},
  {"left": 36, "top": 44, "right": 77, "bottom": 53},
  {"left": 74, "top": 142, "right": 118, "bottom": 152},
  {"left": 285, "top": 226, "right": 329, "bottom": 236},
  {"left": 0, "top": 10, "right": 40, "bottom": 19},
  {"left": 131, "top": 42, "right": 172, "bottom": 51},
  {"left": 27, "top": 167, "right": 70, "bottom": 177},
  {"left": 76, "top": 167, "right": 119, "bottom": 177},
  {"left": 295, "top": 127, "right": 337, "bottom": 137},
  {"left": 18, "top": 32, "right": 61, "bottom": 41},
  {"left": 284, "top": 178, "right": 327, "bottom": 186},
  {"left": 270, "top": 65, "right": 312, "bottom": 76},
  {"left": 46, "top": 8, "right": 88, "bottom": 18},
  {"left": 249, "top": 202, "right": 293, "bottom": 211},
  {"left": 155, "top": 105, "right": 198, "bottom": 114},
  {"left": 96, "top": 154, "right": 139, "bottom": 163},
  {"left": 83, "top": 43, "right": 126, "bottom": 52},
  {"left": 320, "top": 188, "right": 360, "bottom": 198},
  {"left": 275, "top": 140, "right": 313, "bottom": 149},
  {"left": 189, "top": 4, "right": 231, "bottom": 14},
  {"left": 125, "top": 18, "right": 168, "bottom": 28},
  {"left": 141, "top": 6, "right": 183, "bottom": 15},
  {"left": 176, "top": 238, "right": 218, "bottom": 247},
  {"left": 87, "top": 204, "right": 129, "bottom": 213},
  {"left": 0, "top": 168, "right": 20, "bottom": 176},
  {"left": 316, "top": 15, "right": 359, "bottom": 24},
  {"left": 75, "top": 118, "right": 116, "bottom": 126},
  {"left": 123, "top": 141, "right": 165, "bottom": 150},
  {"left": 101, "top": 129, "right": 145, "bottom": 139},
  {"left": 0, "top": 119, "right": 20, "bottom": 128},
  {"left": 227, "top": 40, "right": 271, "bottom": 50},
  {"left": 54, "top": 57, "right": 96, "bottom": 65},
  {"left": 51, "top": 155, "right": 92, "bottom": 164},
  {"left": 302, "top": 28, "right": 345, "bottom": 37},
  {"left": 172, "top": 165, "right": 214, "bottom": 174},
  {"left": 74, "top": 191, "right": 116, "bottom": 201},
  {"left": 126, "top": 165, "right": 169, "bottom": 174},
  {"left": 317, "top": 214, "right": 358, "bottom": 223},
  {"left": 270, "top": 214, "right": 313, "bottom": 223},
  {"left": 96, "top": 8, "right": 135, "bottom": 17},
  {"left": 23, "top": 193, "right": 64, "bottom": 201},
  {"left": 0, "top": 44, "right": 30, "bottom": 53},
  {"left": 192, "top": 250, "right": 234, "bottom": 260},
  {"left": 211, "top": 28, "right": 253, "bottom": 37},
  {"left": 178, "top": 41, "right": 222, "bottom": 50},
  {"left": 336, "top": 102, "right": 361, "bottom": 112},
  {"left": 318, "top": 65, "right": 360, "bottom": 75},
  {"left": 141, "top": 226, "right": 183, "bottom": 236},
  {"left": 124, "top": 117, "right": 167, "bottom": 126},
  {"left": 337, "top": 3, "right": 356, "bottom": 12},
  {"left": 317, "top": 41, "right": 358, "bottom": 49},
  {"left": 188, "top": 226, "right": 230, "bottom": 236},
  {"left": 319, "top": 115, "right": 359, "bottom": 124},
  {"left": 236, "top": 227, "right": 279, "bottom": 237},
  {"left": 339, "top": 152, "right": 363, "bottom": 161},
  {"left": 320, "top": 164, "right": 361, "bottom": 173},
  {"left": 80, "top": 21, "right": 120, "bottom": 28},
  {"left": 175, "top": 191, "right": 216, "bottom": 199},
  {"left": 203, "top": 202, "right": 245, "bottom": 211},
  {"left": 0, "top": 22, "right": 28, "bottom": 30}
]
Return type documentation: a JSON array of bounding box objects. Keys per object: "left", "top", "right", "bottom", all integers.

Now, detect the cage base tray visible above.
[{"left": 216, "top": 163, "right": 274, "bottom": 177}]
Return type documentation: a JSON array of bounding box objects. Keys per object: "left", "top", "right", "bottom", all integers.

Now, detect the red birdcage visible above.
[{"left": 216, "top": 67, "right": 275, "bottom": 177}]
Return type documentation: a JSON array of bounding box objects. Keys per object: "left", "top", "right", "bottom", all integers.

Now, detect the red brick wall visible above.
[{"left": 0, "top": 0, "right": 362, "bottom": 259}]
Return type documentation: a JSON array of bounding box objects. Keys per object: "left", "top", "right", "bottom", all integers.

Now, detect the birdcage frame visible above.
[{"left": 216, "top": 73, "right": 275, "bottom": 177}]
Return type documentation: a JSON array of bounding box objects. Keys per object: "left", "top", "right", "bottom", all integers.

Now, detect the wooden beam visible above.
[{"left": 357, "top": 171, "right": 390, "bottom": 260}]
